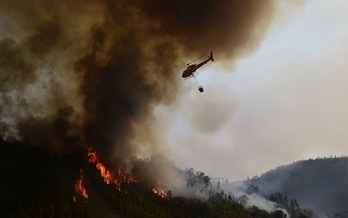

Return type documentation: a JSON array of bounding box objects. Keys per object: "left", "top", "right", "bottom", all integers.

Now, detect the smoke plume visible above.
[{"left": 0, "top": 0, "right": 276, "bottom": 172}]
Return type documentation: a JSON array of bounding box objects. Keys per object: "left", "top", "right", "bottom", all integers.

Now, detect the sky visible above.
[{"left": 153, "top": 0, "right": 348, "bottom": 181}]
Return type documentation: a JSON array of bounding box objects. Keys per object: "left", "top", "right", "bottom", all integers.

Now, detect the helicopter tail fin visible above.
[{"left": 210, "top": 51, "right": 214, "bottom": 62}]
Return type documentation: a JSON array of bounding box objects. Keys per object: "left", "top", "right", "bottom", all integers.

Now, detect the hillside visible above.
[
  {"left": 245, "top": 157, "right": 348, "bottom": 215},
  {"left": 0, "top": 139, "right": 292, "bottom": 218}
]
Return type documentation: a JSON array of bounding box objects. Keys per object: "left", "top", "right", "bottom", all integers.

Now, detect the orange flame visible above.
[
  {"left": 87, "top": 147, "right": 169, "bottom": 198},
  {"left": 152, "top": 180, "right": 168, "bottom": 198},
  {"left": 87, "top": 147, "right": 138, "bottom": 190},
  {"left": 73, "top": 169, "right": 88, "bottom": 202}
]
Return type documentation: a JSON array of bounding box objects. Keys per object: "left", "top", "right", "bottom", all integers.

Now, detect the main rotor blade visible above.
[{"left": 187, "top": 51, "right": 209, "bottom": 65}]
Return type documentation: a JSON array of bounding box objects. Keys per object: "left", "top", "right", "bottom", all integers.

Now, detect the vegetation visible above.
[
  {"left": 0, "top": 139, "right": 88, "bottom": 217},
  {"left": 247, "top": 157, "right": 348, "bottom": 215},
  {"left": 0, "top": 139, "right": 310, "bottom": 217}
]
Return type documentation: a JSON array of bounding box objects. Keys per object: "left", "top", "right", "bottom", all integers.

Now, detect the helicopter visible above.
[{"left": 182, "top": 51, "right": 214, "bottom": 92}]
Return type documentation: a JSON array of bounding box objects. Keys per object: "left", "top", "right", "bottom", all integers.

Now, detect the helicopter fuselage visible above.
[
  {"left": 182, "top": 65, "right": 198, "bottom": 78},
  {"left": 182, "top": 52, "right": 214, "bottom": 78}
]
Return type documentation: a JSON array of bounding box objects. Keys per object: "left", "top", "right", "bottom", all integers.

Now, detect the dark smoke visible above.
[
  {"left": 137, "top": 0, "right": 276, "bottom": 58},
  {"left": 0, "top": 0, "right": 276, "bottom": 170},
  {"left": 18, "top": 106, "right": 80, "bottom": 153}
]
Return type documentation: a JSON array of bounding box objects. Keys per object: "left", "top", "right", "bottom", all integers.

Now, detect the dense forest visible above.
[
  {"left": 0, "top": 139, "right": 312, "bottom": 217},
  {"left": 245, "top": 157, "right": 348, "bottom": 216}
]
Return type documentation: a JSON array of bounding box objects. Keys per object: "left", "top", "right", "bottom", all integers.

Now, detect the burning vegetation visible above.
[
  {"left": 0, "top": 140, "right": 314, "bottom": 217},
  {"left": 86, "top": 147, "right": 168, "bottom": 198},
  {"left": 73, "top": 169, "right": 88, "bottom": 203},
  {"left": 87, "top": 147, "right": 138, "bottom": 189},
  {"left": 152, "top": 180, "right": 168, "bottom": 198}
]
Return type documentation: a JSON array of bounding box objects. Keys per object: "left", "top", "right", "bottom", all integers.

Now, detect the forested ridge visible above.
[
  {"left": 0, "top": 139, "right": 310, "bottom": 217},
  {"left": 246, "top": 157, "right": 348, "bottom": 216}
]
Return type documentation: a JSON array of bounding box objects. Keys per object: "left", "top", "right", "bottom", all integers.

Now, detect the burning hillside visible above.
[
  {"left": 73, "top": 169, "right": 88, "bottom": 202},
  {"left": 1, "top": 140, "right": 313, "bottom": 217},
  {"left": 85, "top": 147, "right": 168, "bottom": 198},
  {"left": 87, "top": 147, "right": 138, "bottom": 189}
]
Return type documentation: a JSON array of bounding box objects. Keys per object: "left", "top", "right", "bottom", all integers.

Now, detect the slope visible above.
[
  {"left": 0, "top": 139, "right": 282, "bottom": 218},
  {"left": 245, "top": 157, "right": 348, "bottom": 215}
]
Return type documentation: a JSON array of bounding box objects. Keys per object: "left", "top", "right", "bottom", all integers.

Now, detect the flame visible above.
[
  {"left": 87, "top": 147, "right": 138, "bottom": 190},
  {"left": 152, "top": 180, "right": 168, "bottom": 198},
  {"left": 87, "top": 147, "right": 169, "bottom": 198},
  {"left": 73, "top": 169, "right": 88, "bottom": 202}
]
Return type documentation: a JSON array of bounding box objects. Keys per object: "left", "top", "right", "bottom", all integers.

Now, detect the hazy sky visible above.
[{"left": 154, "top": 0, "right": 348, "bottom": 181}]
